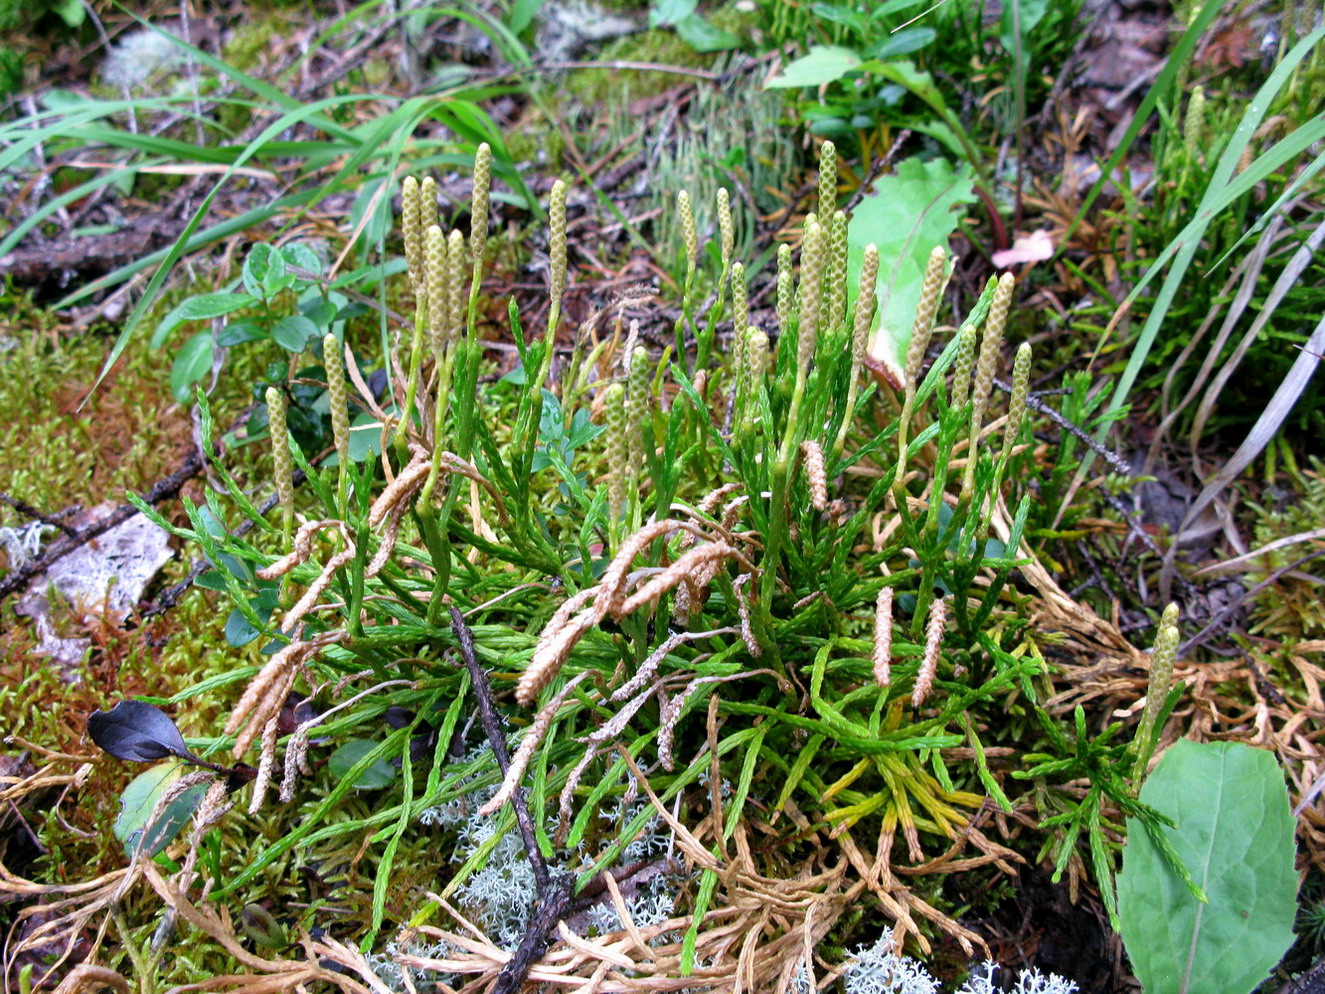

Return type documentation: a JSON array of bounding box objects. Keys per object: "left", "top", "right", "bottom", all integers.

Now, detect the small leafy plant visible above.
[{"left": 66, "top": 138, "right": 1189, "bottom": 988}]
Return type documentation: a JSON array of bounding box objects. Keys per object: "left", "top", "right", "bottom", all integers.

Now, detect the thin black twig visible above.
[
  {"left": 449, "top": 607, "right": 581, "bottom": 994},
  {"left": 1180, "top": 548, "right": 1325, "bottom": 655},
  {"left": 448, "top": 608, "right": 548, "bottom": 889},
  {"left": 0, "top": 493, "right": 80, "bottom": 537},
  {"left": 996, "top": 376, "right": 1132, "bottom": 477}
]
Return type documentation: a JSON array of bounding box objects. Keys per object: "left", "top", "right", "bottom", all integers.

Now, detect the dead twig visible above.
[{"left": 448, "top": 606, "right": 579, "bottom": 994}]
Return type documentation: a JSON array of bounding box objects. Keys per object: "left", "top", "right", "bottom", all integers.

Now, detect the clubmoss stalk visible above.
[
  {"left": 717, "top": 187, "right": 734, "bottom": 286},
  {"left": 795, "top": 217, "right": 825, "bottom": 379},
  {"left": 265, "top": 386, "right": 294, "bottom": 539},
  {"left": 423, "top": 229, "right": 462, "bottom": 500},
  {"left": 419, "top": 176, "right": 437, "bottom": 242},
  {"left": 825, "top": 210, "right": 848, "bottom": 335},
  {"left": 832, "top": 242, "right": 878, "bottom": 459},
  {"left": 401, "top": 176, "right": 423, "bottom": 290},
  {"left": 678, "top": 189, "right": 698, "bottom": 303},
  {"left": 977, "top": 340, "right": 1032, "bottom": 547},
  {"left": 467, "top": 143, "right": 492, "bottom": 340},
  {"left": 1132, "top": 603, "right": 1181, "bottom": 786},
  {"left": 776, "top": 243, "right": 794, "bottom": 338},
  {"left": 950, "top": 322, "right": 977, "bottom": 410},
  {"left": 817, "top": 139, "right": 836, "bottom": 219},
  {"left": 894, "top": 246, "right": 948, "bottom": 499},
  {"left": 323, "top": 333, "right": 350, "bottom": 509},
  {"left": 395, "top": 224, "right": 442, "bottom": 454},
  {"left": 425, "top": 225, "right": 446, "bottom": 361},
  {"left": 603, "top": 382, "right": 628, "bottom": 542},
  {"left": 997, "top": 342, "right": 1032, "bottom": 470},
  {"left": 764, "top": 220, "right": 826, "bottom": 616},
  {"left": 446, "top": 229, "right": 466, "bottom": 348},
  {"left": 517, "top": 180, "right": 571, "bottom": 499},
  {"left": 962, "top": 272, "right": 1014, "bottom": 501}
]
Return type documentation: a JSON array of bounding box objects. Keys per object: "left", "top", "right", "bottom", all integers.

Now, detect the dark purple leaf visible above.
[{"left": 88, "top": 700, "right": 197, "bottom": 764}]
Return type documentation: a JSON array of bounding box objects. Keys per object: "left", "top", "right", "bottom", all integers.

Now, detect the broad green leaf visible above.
[
  {"left": 242, "top": 243, "right": 276, "bottom": 298},
  {"left": 846, "top": 156, "right": 976, "bottom": 387},
  {"left": 153, "top": 292, "right": 253, "bottom": 348},
  {"left": 114, "top": 760, "right": 208, "bottom": 858},
  {"left": 650, "top": 0, "right": 697, "bottom": 27},
  {"left": 171, "top": 330, "right": 214, "bottom": 403},
  {"left": 217, "top": 319, "right": 268, "bottom": 348},
  {"left": 1117, "top": 740, "right": 1297, "bottom": 994},
  {"left": 271, "top": 315, "right": 320, "bottom": 352},
  {"left": 281, "top": 242, "right": 323, "bottom": 282},
  {"left": 329, "top": 740, "right": 397, "bottom": 789},
  {"left": 673, "top": 13, "right": 740, "bottom": 52},
  {"left": 764, "top": 46, "right": 862, "bottom": 89},
  {"left": 348, "top": 412, "right": 384, "bottom": 462},
  {"left": 863, "top": 26, "right": 935, "bottom": 59},
  {"left": 507, "top": 0, "right": 547, "bottom": 33}
]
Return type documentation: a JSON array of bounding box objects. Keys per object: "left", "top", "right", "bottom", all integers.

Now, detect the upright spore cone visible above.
[
  {"left": 424, "top": 225, "right": 445, "bottom": 356},
  {"left": 731, "top": 262, "right": 749, "bottom": 365},
  {"left": 401, "top": 176, "right": 422, "bottom": 289},
  {"left": 324, "top": 333, "right": 349, "bottom": 471},
  {"left": 717, "top": 187, "right": 734, "bottom": 279},
  {"left": 1133, "top": 602, "right": 1181, "bottom": 783},
  {"left": 470, "top": 142, "right": 492, "bottom": 269},
  {"left": 972, "top": 273, "right": 1014, "bottom": 430},
  {"left": 678, "top": 190, "right": 698, "bottom": 287},
  {"left": 265, "top": 386, "right": 294, "bottom": 527},
  {"left": 818, "top": 139, "right": 837, "bottom": 219},
  {"left": 904, "top": 246, "right": 947, "bottom": 387},
  {"left": 851, "top": 244, "right": 879, "bottom": 367},
  {"left": 549, "top": 180, "right": 568, "bottom": 317},
  {"left": 776, "top": 243, "right": 794, "bottom": 338},
  {"left": 604, "top": 382, "right": 627, "bottom": 523},
  {"left": 950, "top": 323, "right": 977, "bottom": 409},
  {"left": 745, "top": 327, "right": 769, "bottom": 388},
  {"left": 419, "top": 176, "right": 438, "bottom": 245},
  {"left": 625, "top": 346, "right": 649, "bottom": 469},
  {"left": 1001, "top": 341, "right": 1032, "bottom": 460},
  {"left": 446, "top": 229, "right": 466, "bottom": 345},
  {"left": 796, "top": 219, "right": 825, "bottom": 374},
  {"left": 826, "top": 210, "right": 849, "bottom": 334}
]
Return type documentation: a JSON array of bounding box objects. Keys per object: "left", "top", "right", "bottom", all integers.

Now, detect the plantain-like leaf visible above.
[
  {"left": 1117, "top": 739, "right": 1297, "bottom": 994},
  {"left": 88, "top": 700, "right": 197, "bottom": 764}
]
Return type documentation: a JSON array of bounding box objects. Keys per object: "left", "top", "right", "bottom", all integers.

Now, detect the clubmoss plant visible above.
[{"left": 97, "top": 139, "right": 1173, "bottom": 989}]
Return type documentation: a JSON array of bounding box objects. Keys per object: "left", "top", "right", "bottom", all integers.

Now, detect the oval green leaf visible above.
[
  {"left": 328, "top": 739, "right": 397, "bottom": 790},
  {"left": 1117, "top": 740, "right": 1297, "bottom": 994},
  {"left": 271, "top": 315, "right": 319, "bottom": 352},
  {"left": 764, "top": 46, "right": 862, "bottom": 89},
  {"left": 114, "top": 760, "right": 208, "bottom": 858}
]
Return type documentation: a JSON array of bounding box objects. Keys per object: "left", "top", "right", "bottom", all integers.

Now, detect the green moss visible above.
[
  {"left": 222, "top": 12, "right": 300, "bottom": 73},
  {"left": 562, "top": 27, "right": 709, "bottom": 107}
]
